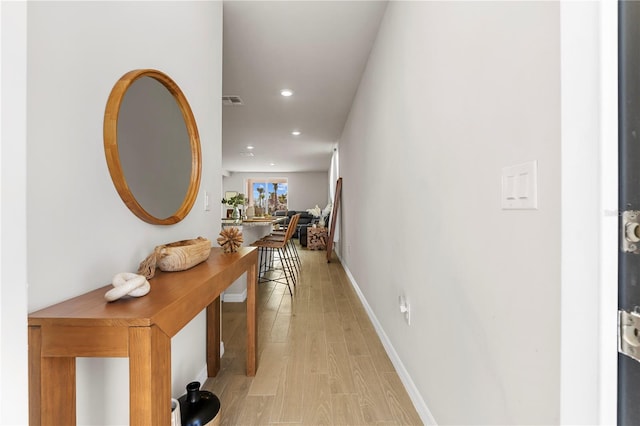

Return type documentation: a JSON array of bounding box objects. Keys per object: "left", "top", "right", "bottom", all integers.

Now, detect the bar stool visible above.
[
  {"left": 266, "top": 213, "right": 300, "bottom": 278},
  {"left": 251, "top": 214, "right": 300, "bottom": 295},
  {"left": 262, "top": 214, "right": 301, "bottom": 275}
]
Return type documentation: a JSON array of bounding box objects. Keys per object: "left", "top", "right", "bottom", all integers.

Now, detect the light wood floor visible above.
[{"left": 204, "top": 244, "right": 423, "bottom": 425}]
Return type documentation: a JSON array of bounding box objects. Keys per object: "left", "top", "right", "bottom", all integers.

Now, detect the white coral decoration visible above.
[
  {"left": 306, "top": 205, "right": 322, "bottom": 217},
  {"left": 321, "top": 202, "right": 332, "bottom": 220}
]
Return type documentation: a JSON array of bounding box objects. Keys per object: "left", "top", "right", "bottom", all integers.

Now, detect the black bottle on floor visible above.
[{"left": 178, "top": 381, "right": 221, "bottom": 426}]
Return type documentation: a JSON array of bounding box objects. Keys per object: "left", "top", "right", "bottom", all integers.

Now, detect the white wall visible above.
[
  {"left": 223, "top": 171, "right": 329, "bottom": 214},
  {"left": 26, "top": 2, "right": 222, "bottom": 424},
  {"left": 339, "top": 2, "right": 560, "bottom": 424},
  {"left": 559, "top": 2, "right": 618, "bottom": 424},
  {"left": 0, "top": 2, "right": 28, "bottom": 424}
]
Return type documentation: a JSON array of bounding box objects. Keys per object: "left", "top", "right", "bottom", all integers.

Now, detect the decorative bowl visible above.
[{"left": 156, "top": 237, "right": 211, "bottom": 272}]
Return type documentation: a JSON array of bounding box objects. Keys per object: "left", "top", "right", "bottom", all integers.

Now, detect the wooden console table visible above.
[{"left": 28, "top": 247, "right": 258, "bottom": 426}]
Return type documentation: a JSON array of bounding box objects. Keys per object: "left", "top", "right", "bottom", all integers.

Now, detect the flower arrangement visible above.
[
  {"left": 221, "top": 193, "right": 245, "bottom": 208},
  {"left": 306, "top": 205, "right": 322, "bottom": 218},
  {"left": 222, "top": 194, "right": 246, "bottom": 220},
  {"left": 307, "top": 202, "right": 332, "bottom": 227}
]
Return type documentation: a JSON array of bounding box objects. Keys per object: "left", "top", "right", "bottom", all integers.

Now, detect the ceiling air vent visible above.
[{"left": 222, "top": 95, "right": 244, "bottom": 106}]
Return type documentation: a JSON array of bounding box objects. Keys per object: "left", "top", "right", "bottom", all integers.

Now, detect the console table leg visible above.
[
  {"left": 207, "top": 296, "right": 221, "bottom": 377},
  {"left": 28, "top": 326, "right": 42, "bottom": 426},
  {"left": 42, "top": 357, "right": 76, "bottom": 426},
  {"left": 247, "top": 262, "right": 258, "bottom": 376},
  {"left": 29, "top": 326, "right": 77, "bottom": 426},
  {"left": 129, "top": 326, "right": 170, "bottom": 426},
  {"left": 41, "top": 357, "right": 76, "bottom": 426}
]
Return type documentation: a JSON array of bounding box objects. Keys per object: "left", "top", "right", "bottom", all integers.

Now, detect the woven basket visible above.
[{"left": 156, "top": 237, "right": 211, "bottom": 272}]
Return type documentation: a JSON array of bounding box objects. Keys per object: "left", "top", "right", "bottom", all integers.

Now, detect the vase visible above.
[
  {"left": 178, "top": 381, "right": 221, "bottom": 426},
  {"left": 231, "top": 206, "right": 240, "bottom": 220},
  {"left": 171, "top": 398, "right": 181, "bottom": 426}
]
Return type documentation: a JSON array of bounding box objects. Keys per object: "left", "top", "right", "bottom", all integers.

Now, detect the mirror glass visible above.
[
  {"left": 118, "top": 77, "right": 191, "bottom": 219},
  {"left": 104, "top": 70, "right": 201, "bottom": 225}
]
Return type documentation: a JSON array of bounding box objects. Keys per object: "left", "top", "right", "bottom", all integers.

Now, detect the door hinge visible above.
[
  {"left": 619, "top": 309, "right": 640, "bottom": 362},
  {"left": 622, "top": 210, "right": 640, "bottom": 254}
]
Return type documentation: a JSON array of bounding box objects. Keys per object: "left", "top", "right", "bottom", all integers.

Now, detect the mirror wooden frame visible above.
[{"left": 103, "top": 69, "right": 202, "bottom": 225}]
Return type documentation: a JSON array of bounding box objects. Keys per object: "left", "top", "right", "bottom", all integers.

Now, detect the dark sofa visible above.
[{"left": 274, "top": 210, "right": 320, "bottom": 246}]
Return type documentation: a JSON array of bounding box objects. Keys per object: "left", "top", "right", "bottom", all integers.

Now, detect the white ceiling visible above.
[{"left": 222, "top": 1, "right": 388, "bottom": 173}]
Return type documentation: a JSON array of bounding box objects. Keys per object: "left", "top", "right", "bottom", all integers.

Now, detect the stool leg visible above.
[
  {"left": 281, "top": 246, "right": 297, "bottom": 289},
  {"left": 290, "top": 239, "right": 301, "bottom": 269},
  {"left": 282, "top": 242, "right": 297, "bottom": 277},
  {"left": 278, "top": 247, "right": 293, "bottom": 295}
]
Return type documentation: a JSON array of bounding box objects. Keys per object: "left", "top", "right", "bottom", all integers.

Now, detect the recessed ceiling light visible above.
[
  {"left": 280, "top": 89, "right": 293, "bottom": 97},
  {"left": 246, "top": 145, "right": 254, "bottom": 150},
  {"left": 291, "top": 131, "right": 301, "bottom": 136},
  {"left": 269, "top": 162, "right": 276, "bottom": 166}
]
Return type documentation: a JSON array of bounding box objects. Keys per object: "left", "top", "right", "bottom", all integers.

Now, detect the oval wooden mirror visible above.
[{"left": 104, "top": 69, "right": 201, "bottom": 225}]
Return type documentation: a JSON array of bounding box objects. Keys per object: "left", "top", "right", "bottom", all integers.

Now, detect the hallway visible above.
[{"left": 204, "top": 246, "right": 422, "bottom": 425}]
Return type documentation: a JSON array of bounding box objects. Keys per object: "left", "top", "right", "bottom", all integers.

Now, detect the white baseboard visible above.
[
  {"left": 336, "top": 252, "right": 437, "bottom": 426},
  {"left": 222, "top": 289, "right": 247, "bottom": 303},
  {"left": 195, "top": 364, "right": 208, "bottom": 386},
  {"left": 195, "top": 342, "right": 224, "bottom": 386}
]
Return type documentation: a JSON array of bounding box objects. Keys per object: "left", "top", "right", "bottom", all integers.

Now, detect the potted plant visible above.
[{"left": 222, "top": 193, "right": 245, "bottom": 221}]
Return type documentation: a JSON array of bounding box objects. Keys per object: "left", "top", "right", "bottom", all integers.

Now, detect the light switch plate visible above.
[
  {"left": 204, "top": 190, "right": 211, "bottom": 211},
  {"left": 501, "top": 160, "right": 538, "bottom": 210}
]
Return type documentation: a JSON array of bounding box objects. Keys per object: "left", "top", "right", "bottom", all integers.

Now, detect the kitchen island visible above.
[{"left": 220, "top": 217, "right": 285, "bottom": 299}]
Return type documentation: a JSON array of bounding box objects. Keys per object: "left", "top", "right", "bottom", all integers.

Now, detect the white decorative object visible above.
[
  {"left": 306, "top": 205, "right": 322, "bottom": 217},
  {"left": 171, "top": 398, "right": 181, "bottom": 426},
  {"left": 307, "top": 202, "right": 332, "bottom": 228},
  {"left": 246, "top": 205, "right": 255, "bottom": 218},
  {"left": 321, "top": 202, "right": 332, "bottom": 225},
  {"left": 104, "top": 272, "right": 151, "bottom": 302}
]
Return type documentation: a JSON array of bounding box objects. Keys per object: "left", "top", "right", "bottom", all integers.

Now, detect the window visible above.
[{"left": 246, "top": 178, "right": 288, "bottom": 213}]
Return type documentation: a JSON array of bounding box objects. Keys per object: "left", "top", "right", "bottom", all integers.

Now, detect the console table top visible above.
[{"left": 28, "top": 246, "right": 257, "bottom": 337}]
